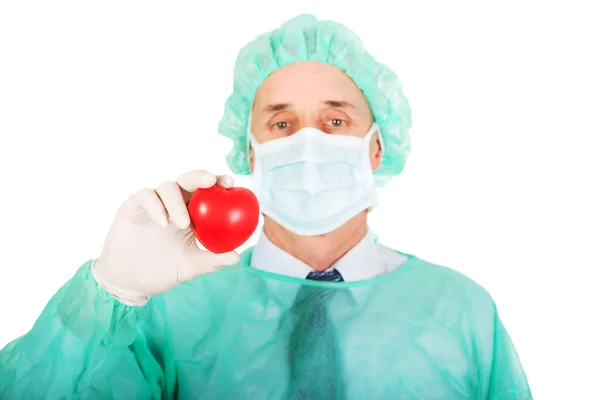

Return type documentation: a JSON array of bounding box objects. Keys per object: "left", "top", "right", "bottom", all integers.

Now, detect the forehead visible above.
[{"left": 253, "top": 61, "right": 369, "bottom": 111}]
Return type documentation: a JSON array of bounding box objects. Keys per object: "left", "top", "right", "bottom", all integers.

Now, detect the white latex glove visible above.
[{"left": 92, "top": 170, "right": 240, "bottom": 306}]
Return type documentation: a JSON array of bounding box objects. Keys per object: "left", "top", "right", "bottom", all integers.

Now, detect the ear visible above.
[
  {"left": 249, "top": 146, "right": 255, "bottom": 173},
  {"left": 369, "top": 133, "right": 383, "bottom": 171}
]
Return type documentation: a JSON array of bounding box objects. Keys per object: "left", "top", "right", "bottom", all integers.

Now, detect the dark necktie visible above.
[{"left": 288, "top": 269, "right": 344, "bottom": 400}]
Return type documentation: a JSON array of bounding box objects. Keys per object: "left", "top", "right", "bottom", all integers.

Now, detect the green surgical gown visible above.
[{"left": 0, "top": 246, "right": 532, "bottom": 399}]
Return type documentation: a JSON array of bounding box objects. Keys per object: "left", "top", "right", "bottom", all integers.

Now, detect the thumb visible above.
[{"left": 178, "top": 249, "right": 241, "bottom": 282}]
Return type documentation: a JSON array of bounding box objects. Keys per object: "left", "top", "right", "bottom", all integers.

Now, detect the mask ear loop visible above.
[
  {"left": 246, "top": 112, "right": 257, "bottom": 169},
  {"left": 366, "top": 122, "right": 385, "bottom": 157},
  {"left": 365, "top": 122, "right": 382, "bottom": 214}
]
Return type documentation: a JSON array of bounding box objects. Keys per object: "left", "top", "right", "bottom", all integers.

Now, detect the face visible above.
[{"left": 249, "top": 61, "right": 382, "bottom": 171}]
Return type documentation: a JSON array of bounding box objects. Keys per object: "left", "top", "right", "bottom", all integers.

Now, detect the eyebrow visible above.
[
  {"left": 323, "top": 100, "right": 356, "bottom": 110},
  {"left": 262, "top": 103, "right": 290, "bottom": 114}
]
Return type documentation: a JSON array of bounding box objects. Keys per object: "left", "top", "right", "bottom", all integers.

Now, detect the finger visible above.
[
  {"left": 125, "top": 188, "right": 168, "bottom": 227},
  {"left": 176, "top": 170, "right": 217, "bottom": 202},
  {"left": 176, "top": 170, "right": 217, "bottom": 192},
  {"left": 216, "top": 174, "right": 234, "bottom": 188},
  {"left": 178, "top": 250, "right": 240, "bottom": 282},
  {"left": 209, "top": 251, "right": 240, "bottom": 266},
  {"left": 154, "top": 181, "right": 190, "bottom": 229}
]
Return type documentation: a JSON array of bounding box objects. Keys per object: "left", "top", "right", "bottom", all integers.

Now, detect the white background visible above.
[{"left": 1, "top": 1, "right": 598, "bottom": 398}]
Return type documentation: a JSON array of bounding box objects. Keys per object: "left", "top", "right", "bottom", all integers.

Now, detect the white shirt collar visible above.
[{"left": 249, "top": 228, "right": 385, "bottom": 282}]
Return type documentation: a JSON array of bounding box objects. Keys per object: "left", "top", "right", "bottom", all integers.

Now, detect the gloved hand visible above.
[{"left": 92, "top": 170, "right": 241, "bottom": 306}]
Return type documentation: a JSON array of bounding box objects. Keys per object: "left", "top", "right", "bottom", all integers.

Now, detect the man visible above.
[{"left": 0, "top": 14, "right": 532, "bottom": 399}]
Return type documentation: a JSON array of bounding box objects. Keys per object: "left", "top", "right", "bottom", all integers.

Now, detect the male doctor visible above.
[{"left": 0, "top": 14, "right": 532, "bottom": 399}]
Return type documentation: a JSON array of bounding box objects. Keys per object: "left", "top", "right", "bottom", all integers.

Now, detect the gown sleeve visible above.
[
  {"left": 485, "top": 309, "right": 533, "bottom": 399},
  {"left": 0, "top": 260, "right": 165, "bottom": 399},
  {"left": 471, "top": 288, "right": 533, "bottom": 400}
]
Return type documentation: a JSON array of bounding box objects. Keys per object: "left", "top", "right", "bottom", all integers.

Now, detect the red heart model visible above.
[{"left": 187, "top": 185, "right": 260, "bottom": 254}]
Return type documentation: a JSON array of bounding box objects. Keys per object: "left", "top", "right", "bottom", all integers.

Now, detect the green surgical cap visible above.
[{"left": 218, "top": 14, "right": 413, "bottom": 187}]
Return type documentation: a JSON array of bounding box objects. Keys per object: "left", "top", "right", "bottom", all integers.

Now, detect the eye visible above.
[
  {"left": 330, "top": 119, "right": 344, "bottom": 127},
  {"left": 275, "top": 121, "right": 289, "bottom": 130}
]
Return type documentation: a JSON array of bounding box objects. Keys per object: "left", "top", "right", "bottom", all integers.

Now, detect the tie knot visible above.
[{"left": 306, "top": 269, "right": 344, "bottom": 282}]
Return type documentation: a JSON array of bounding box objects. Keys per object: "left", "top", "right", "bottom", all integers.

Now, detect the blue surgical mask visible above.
[{"left": 249, "top": 123, "right": 381, "bottom": 236}]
